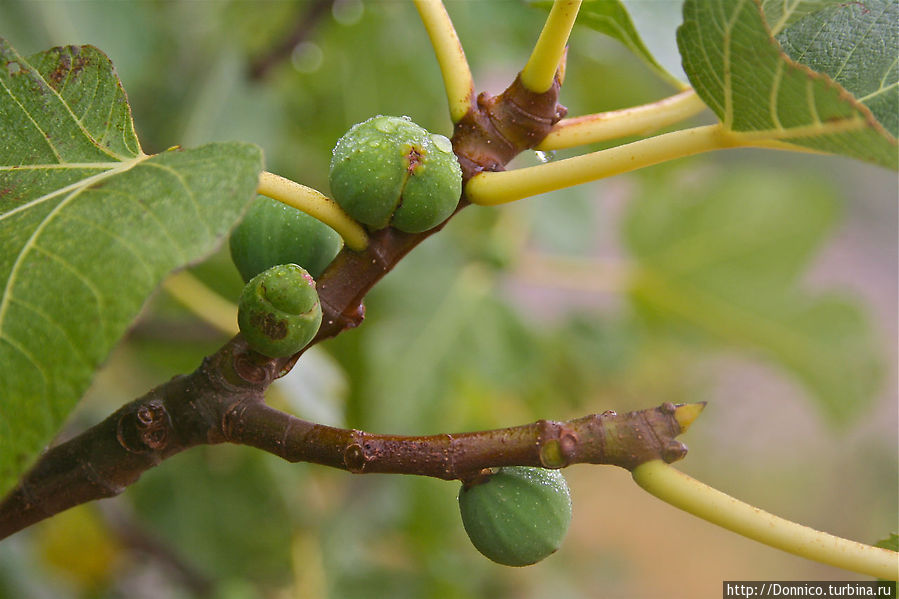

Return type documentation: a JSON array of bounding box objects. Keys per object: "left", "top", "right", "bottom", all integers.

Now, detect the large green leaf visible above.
[
  {"left": 774, "top": 0, "right": 898, "bottom": 137},
  {"left": 677, "top": 0, "right": 897, "bottom": 168},
  {"left": 0, "top": 40, "right": 263, "bottom": 495},
  {"left": 625, "top": 170, "right": 882, "bottom": 423}
]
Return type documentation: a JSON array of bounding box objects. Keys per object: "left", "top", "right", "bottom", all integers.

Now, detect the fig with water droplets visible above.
[
  {"left": 458, "top": 466, "right": 572, "bottom": 567},
  {"left": 329, "top": 115, "right": 462, "bottom": 233}
]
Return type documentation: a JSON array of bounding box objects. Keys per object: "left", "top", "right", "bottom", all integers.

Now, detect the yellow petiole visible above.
[
  {"left": 537, "top": 89, "right": 709, "bottom": 151},
  {"left": 413, "top": 0, "right": 475, "bottom": 124},
  {"left": 633, "top": 460, "right": 899, "bottom": 580},
  {"left": 520, "top": 0, "right": 583, "bottom": 94},
  {"left": 466, "top": 124, "right": 744, "bottom": 206},
  {"left": 257, "top": 171, "right": 368, "bottom": 251},
  {"left": 162, "top": 271, "right": 239, "bottom": 336}
]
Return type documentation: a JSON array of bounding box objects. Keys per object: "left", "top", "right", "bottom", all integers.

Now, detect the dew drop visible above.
[
  {"left": 430, "top": 134, "right": 453, "bottom": 153},
  {"left": 535, "top": 150, "right": 557, "bottom": 163},
  {"left": 374, "top": 119, "right": 396, "bottom": 134}
]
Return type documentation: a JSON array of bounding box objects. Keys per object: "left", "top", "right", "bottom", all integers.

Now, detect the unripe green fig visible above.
[
  {"left": 237, "top": 264, "right": 322, "bottom": 358},
  {"left": 329, "top": 115, "right": 462, "bottom": 233},
  {"left": 230, "top": 197, "right": 342, "bottom": 282},
  {"left": 458, "top": 466, "right": 572, "bottom": 567}
]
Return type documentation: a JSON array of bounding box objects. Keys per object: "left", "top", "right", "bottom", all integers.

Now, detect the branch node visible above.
[
  {"left": 117, "top": 398, "right": 171, "bottom": 454},
  {"left": 232, "top": 348, "right": 277, "bottom": 385},
  {"left": 662, "top": 440, "right": 689, "bottom": 463},
  {"left": 537, "top": 420, "right": 578, "bottom": 468},
  {"left": 453, "top": 75, "right": 566, "bottom": 182},
  {"left": 344, "top": 443, "right": 367, "bottom": 473},
  {"left": 222, "top": 398, "right": 254, "bottom": 442}
]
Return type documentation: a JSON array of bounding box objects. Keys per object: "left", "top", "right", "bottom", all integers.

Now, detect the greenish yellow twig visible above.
[
  {"left": 521, "top": 0, "right": 582, "bottom": 93},
  {"left": 162, "top": 271, "right": 239, "bottom": 336},
  {"left": 467, "top": 124, "right": 744, "bottom": 206},
  {"left": 413, "top": 0, "right": 474, "bottom": 123},
  {"left": 537, "top": 89, "right": 709, "bottom": 150},
  {"left": 257, "top": 171, "right": 368, "bottom": 251},
  {"left": 633, "top": 460, "right": 899, "bottom": 580}
]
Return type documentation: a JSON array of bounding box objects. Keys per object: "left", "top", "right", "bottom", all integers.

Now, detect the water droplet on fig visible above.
[
  {"left": 374, "top": 119, "right": 395, "bottom": 133},
  {"left": 431, "top": 134, "right": 453, "bottom": 153}
]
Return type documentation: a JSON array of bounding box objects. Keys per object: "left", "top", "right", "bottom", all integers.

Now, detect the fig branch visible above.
[
  {"left": 0, "top": 48, "right": 571, "bottom": 538},
  {"left": 0, "top": 333, "right": 701, "bottom": 540}
]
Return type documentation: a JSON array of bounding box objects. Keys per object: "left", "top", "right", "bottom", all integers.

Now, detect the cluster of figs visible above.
[{"left": 229, "top": 116, "right": 572, "bottom": 566}]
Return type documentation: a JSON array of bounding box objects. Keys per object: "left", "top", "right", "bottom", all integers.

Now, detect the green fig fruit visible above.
[
  {"left": 230, "top": 196, "right": 342, "bottom": 282},
  {"left": 328, "top": 115, "right": 462, "bottom": 233},
  {"left": 237, "top": 264, "right": 322, "bottom": 358},
  {"left": 458, "top": 466, "right": 572, "bottom": 567}
]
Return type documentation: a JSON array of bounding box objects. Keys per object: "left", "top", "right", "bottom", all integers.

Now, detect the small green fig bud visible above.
[
  {"left": 230, "top": 197, "right": 342, "bottom": 282},
  {"left": 237, "top": 264, "right": 322, "bottom": 358},
  {"left": 328, "top": 115, "right": 462, "bottom": 233},
  {"left": 458, "top": 466, "right": 572, "bottom": 567}
]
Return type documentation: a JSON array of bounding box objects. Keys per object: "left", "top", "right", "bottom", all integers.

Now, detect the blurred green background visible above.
[{"left": 0, "top": 1, "right": 895, "bottom": 598}]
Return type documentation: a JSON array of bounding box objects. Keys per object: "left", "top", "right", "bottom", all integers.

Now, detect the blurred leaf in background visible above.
[{"left": 625, "top": 169, "right": 882, "bottom": 423}]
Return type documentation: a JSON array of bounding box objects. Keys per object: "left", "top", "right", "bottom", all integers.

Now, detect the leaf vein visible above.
[
  {"left": 31, "top": 244, "right": 106, "bottom": 336},
  {"left": 140, "top": 161, "right": 215, "bottom": 241},
  {"left": 0, "top": 186, "right": 102, "bottom": 337},
  {"left": 8, "top": 297, "right": 92, "bottom": 367},
  {"left": 833, "top": 3, "right": 888, "bottom": 83},
  {"left": 770, "top": 60, "right": 785, "bottom": 130},
  {"left": 0, "top": 155, "right": 146, "bottom": 224},
  {"left": 0, "top": 333, "right": 50, "bottom": 398},
  {"left": 61, "top": 210, "right": 157, "bottom": 284},
  {"left": 0, "top": 77, "right": 64, "bottom": 163},
  {"left": 25, "top": 50, "right": 132, "bottom": 162}
]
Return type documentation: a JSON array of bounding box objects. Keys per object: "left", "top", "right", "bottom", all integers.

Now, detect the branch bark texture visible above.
[{"left": 0, "top": 334, "right": 699, "bottom": 539}]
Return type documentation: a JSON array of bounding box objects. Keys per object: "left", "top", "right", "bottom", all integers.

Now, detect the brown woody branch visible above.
[
  {"left": 227, "top": 398, "right": 697, "bottom": 478},
  {"left": 0, "top": 70, "right": 696, "bottom": 541},
  {"left": 0, "top": 335, "right": 701, "bottom": 540}
]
